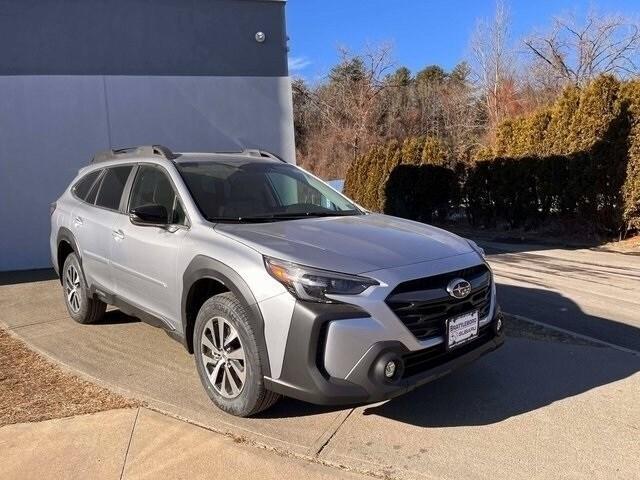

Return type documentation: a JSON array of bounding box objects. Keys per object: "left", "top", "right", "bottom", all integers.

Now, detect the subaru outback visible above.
[{"left": 50, "top": 145, "right": 504, "bottom": 417}]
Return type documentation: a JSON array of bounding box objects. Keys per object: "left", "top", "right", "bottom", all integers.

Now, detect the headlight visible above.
[
  {"left": 264, "top": 256, "right": 378, "bottom": 303},
  {"left": 467, "top": 239, "right": 486, "bottom": 259}
]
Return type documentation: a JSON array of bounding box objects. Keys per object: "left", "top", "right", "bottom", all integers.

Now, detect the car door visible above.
[
  {"left": 110, "top": 164, "right": 189, "bottom": 328},
  {"left": 72, "top": 166, "right": 133, "bottom": 294}
]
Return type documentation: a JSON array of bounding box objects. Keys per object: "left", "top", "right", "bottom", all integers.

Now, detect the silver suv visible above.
[{"left": 50, "top": 145, "right": 504, "bottom": 416}]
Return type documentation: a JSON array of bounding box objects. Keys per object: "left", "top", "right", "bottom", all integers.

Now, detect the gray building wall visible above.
[{"left": 0, "top": 0, "right": 295, "bottom": 271}]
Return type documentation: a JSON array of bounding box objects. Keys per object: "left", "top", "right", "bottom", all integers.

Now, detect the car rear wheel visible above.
[
  {"left": 193, "top": 292, "right": 280, "bottom": 416},
  {"left": 62, "top": 252, "right": 106, "bottom": 324}
]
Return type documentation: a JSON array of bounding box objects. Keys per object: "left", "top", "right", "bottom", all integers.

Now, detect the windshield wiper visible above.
[
  {"left": 206, "top": 216, "right": 281, "bottom": 223},
  {"left": 207, "top": 211, "right": 361, "bottom": 223},
  {"left": 259, "top": 211, "right": 362, "bottom": 219}
]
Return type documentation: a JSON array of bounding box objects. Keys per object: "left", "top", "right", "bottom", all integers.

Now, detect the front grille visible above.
[
  {"left": 385, "top": 264, "right": 491, "bottom": 341},
  {"left": 401, "top": 325, "right": 495, "bottom": 378}
]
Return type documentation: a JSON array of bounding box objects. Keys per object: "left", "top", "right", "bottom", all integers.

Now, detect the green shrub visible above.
[
  {"left": 383, "top": 164, "right": 458, "bottom": 222},
  {"left": 620, "top": 81, "right": 640, "bottom": 230},
  {"left": 465, "top": 153, "right": 616, "bottom": 230},
  {"left": 345, "top": 135, "right": 450, "bottom": 213},
  {"left": 344, "top": 75, "right": 639, "bottom": 234},
  {"left": 471, "top": 75, "right": 632, "bottom": 234}
]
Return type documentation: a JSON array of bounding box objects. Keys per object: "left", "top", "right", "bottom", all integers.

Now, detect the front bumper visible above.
[{"left": 264, "top": 300, "right": 505, "bottom": 405}]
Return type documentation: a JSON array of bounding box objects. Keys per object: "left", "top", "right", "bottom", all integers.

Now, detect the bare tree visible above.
[
  {"left": 524, "top": 11, "right": 640, "bottom": 86},
  {"left": 439, "top": 63, "right": 486, "bottom": 159},
  {"left": 470, "top": 0, "right": 516, "bottom": 129},
  {"left": 335, "top": 44, "right": 396, "bottom": 162},
  {"left": 293, "top": 43, "right": 396, "bottom": 177}
]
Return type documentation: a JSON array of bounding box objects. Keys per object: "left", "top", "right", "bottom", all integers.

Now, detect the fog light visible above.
[
  {"left": 384, "top": 360, "right": 397, "bottom": 378},
  {"left": 496, "top": 316, "right": 503, "bottom": 333}
]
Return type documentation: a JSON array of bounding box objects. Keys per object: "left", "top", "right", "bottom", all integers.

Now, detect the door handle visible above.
[
  {"left": 73, "top": 216, "right": 83, "bottom": 226},
  {"left": 112, "top": 229, "right": 125, "bottom": 240}
]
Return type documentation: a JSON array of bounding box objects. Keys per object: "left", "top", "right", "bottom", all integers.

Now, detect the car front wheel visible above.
[{"left": 193, "top": 292, "right": 279, "bottom": 417}]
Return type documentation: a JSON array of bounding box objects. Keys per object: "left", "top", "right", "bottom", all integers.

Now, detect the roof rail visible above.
[
  {"left": 243, "top": 149, "right": 287, "bottom": 162},
  {"left": 91, "top": 145, "right": 178, "bottom": 164}
]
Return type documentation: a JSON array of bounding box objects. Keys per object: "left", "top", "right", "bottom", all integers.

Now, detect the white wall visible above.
[{"left": 0, "top": 75, "right": 295, "bottom": 271}]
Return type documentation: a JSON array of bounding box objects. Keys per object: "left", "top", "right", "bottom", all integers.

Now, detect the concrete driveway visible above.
[
  {"left": 1, "top": 244, "right": 639, "bottom": 480},
  {"left": 482, "top": 241, "right": 640, "bottom": 351}
]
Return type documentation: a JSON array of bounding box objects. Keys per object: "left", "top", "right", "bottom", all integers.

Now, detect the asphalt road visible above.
[{"left": 1, "top": 243, "right": 639, "bottom": 480}]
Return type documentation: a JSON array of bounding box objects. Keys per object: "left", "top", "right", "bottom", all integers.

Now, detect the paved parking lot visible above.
[{"left": 1, "top": 243, "right": 639, "bottom": 480}]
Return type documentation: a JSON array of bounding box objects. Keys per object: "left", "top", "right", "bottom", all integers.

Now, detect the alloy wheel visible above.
[
  {"left": 64, "top": 264, "right": 81, "bottom": 313},
  {"left": 201, "top": 316, "right": 246, "bottom": 398}
]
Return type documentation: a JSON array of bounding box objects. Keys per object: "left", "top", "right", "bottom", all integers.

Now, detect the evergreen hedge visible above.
[
  {"left": 384, "top": 164, "right": 458, "bottom": 223},
  {"left": 343, "top": 135, "right": 457, "bottom": 215},
  {"left": 344, "top": 75, "right": 640, "bottom": 235},
  {"left": 621, "top": 80, "right": 640, "bottom": 230}
]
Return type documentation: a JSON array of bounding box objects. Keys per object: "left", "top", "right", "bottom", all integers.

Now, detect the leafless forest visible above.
[{"left": 293, "top": 3, "right": 640, "bottom": 180}]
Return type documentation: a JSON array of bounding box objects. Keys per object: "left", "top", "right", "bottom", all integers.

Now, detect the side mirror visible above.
[{"left": 130, "top": 204, "right": 169, "bottom": 226}]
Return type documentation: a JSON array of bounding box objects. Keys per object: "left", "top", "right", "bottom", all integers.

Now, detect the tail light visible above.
[{"left": 50, "top": 202, "right": 57, "bottom": 216}]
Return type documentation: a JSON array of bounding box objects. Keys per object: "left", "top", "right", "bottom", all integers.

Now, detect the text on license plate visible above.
[{"left": 447, "top": 310, "right": 479, "bottom": 349}]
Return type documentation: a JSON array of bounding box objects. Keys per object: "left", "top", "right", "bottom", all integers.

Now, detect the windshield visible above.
[{"left": 176, "top": 161, "right": 362, "bottom": 222}]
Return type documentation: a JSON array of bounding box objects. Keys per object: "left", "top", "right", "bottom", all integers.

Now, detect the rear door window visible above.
[
  {"left": 95, "top": 166, "right": 133, "bottom": 211},
  {"left": 72, "top": 170, "right": 101, "bottom": 201}
]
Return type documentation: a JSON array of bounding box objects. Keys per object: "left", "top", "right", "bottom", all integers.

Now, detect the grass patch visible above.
[{"left": 0, "top": 327, "right": 138, "bottom": 426}]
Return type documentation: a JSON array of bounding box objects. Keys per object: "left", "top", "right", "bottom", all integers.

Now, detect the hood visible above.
[{"left": 215, "top": 214, "right": 474, "bottom": 274}]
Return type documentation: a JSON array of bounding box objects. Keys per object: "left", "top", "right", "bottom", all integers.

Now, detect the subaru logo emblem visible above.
[{"left": 447, "top": 278, "right": 471, "bottom": 299}]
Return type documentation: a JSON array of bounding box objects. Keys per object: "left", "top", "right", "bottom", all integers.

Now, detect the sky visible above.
[{"left": 286, "top": 0, "right": 640, "bottom": 81}]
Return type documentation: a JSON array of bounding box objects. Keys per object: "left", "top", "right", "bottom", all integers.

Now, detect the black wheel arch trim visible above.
[
  {"left": 182, "top": 255, "right": 271, "bottom": 377},
  {"left": 55, "top": 227, "right": 81, "bottom": 279}
]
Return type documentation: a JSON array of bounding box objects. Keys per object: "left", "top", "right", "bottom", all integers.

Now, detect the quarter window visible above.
[
  {"left": 72, "top": 170, "right": 100, "bottom": 201},
  {"left": 129, "top": 166, "right": 186, "bottom": 225},
  {"left": 95, "top": 166, "right": 133, "bottom": 210}
]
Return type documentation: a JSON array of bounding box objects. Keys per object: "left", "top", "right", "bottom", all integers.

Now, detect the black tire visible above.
[
  {"left": 62, "top": 252, "right": 106, "bottom": 325},
  {"left": 193, "top": 292, "right": 280, "bottom": 417}
]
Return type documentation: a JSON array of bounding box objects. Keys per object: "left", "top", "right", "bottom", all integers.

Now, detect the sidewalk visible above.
[{"left": 0, "top": 407, "right": 369, "bottom": 480}]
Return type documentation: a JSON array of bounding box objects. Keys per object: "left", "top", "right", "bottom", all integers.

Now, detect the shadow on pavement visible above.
[
  {"left": 257, "top": 397, "right": 349, "bottom": 419},
  {"left": 265, "top": 285, "right": 640, "bottom": 426},
  {"left": 363, "top": 334, "right": 639, "bottom": 427},
  {"left": 94, "top": 310, "right": 141, "bottom": 325},
  {"left": 4, "top": 267, "right": 637, "bottom": 428},
  {"left": 362, "top": 284, "right": 640, "bottom": 427},
  {"left": 266, "top": 327, "right": 640, "bottom": 424},
  {"left": 0, "top": 268, "right": 57, "bottom": 286},
  {"left": 497, "top": 283, "right": 640, "bottom": 351}
]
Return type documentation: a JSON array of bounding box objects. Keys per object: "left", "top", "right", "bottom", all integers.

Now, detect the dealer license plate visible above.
[{"left": 447, "top": 310, "right": 479, "bottom": 349}]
